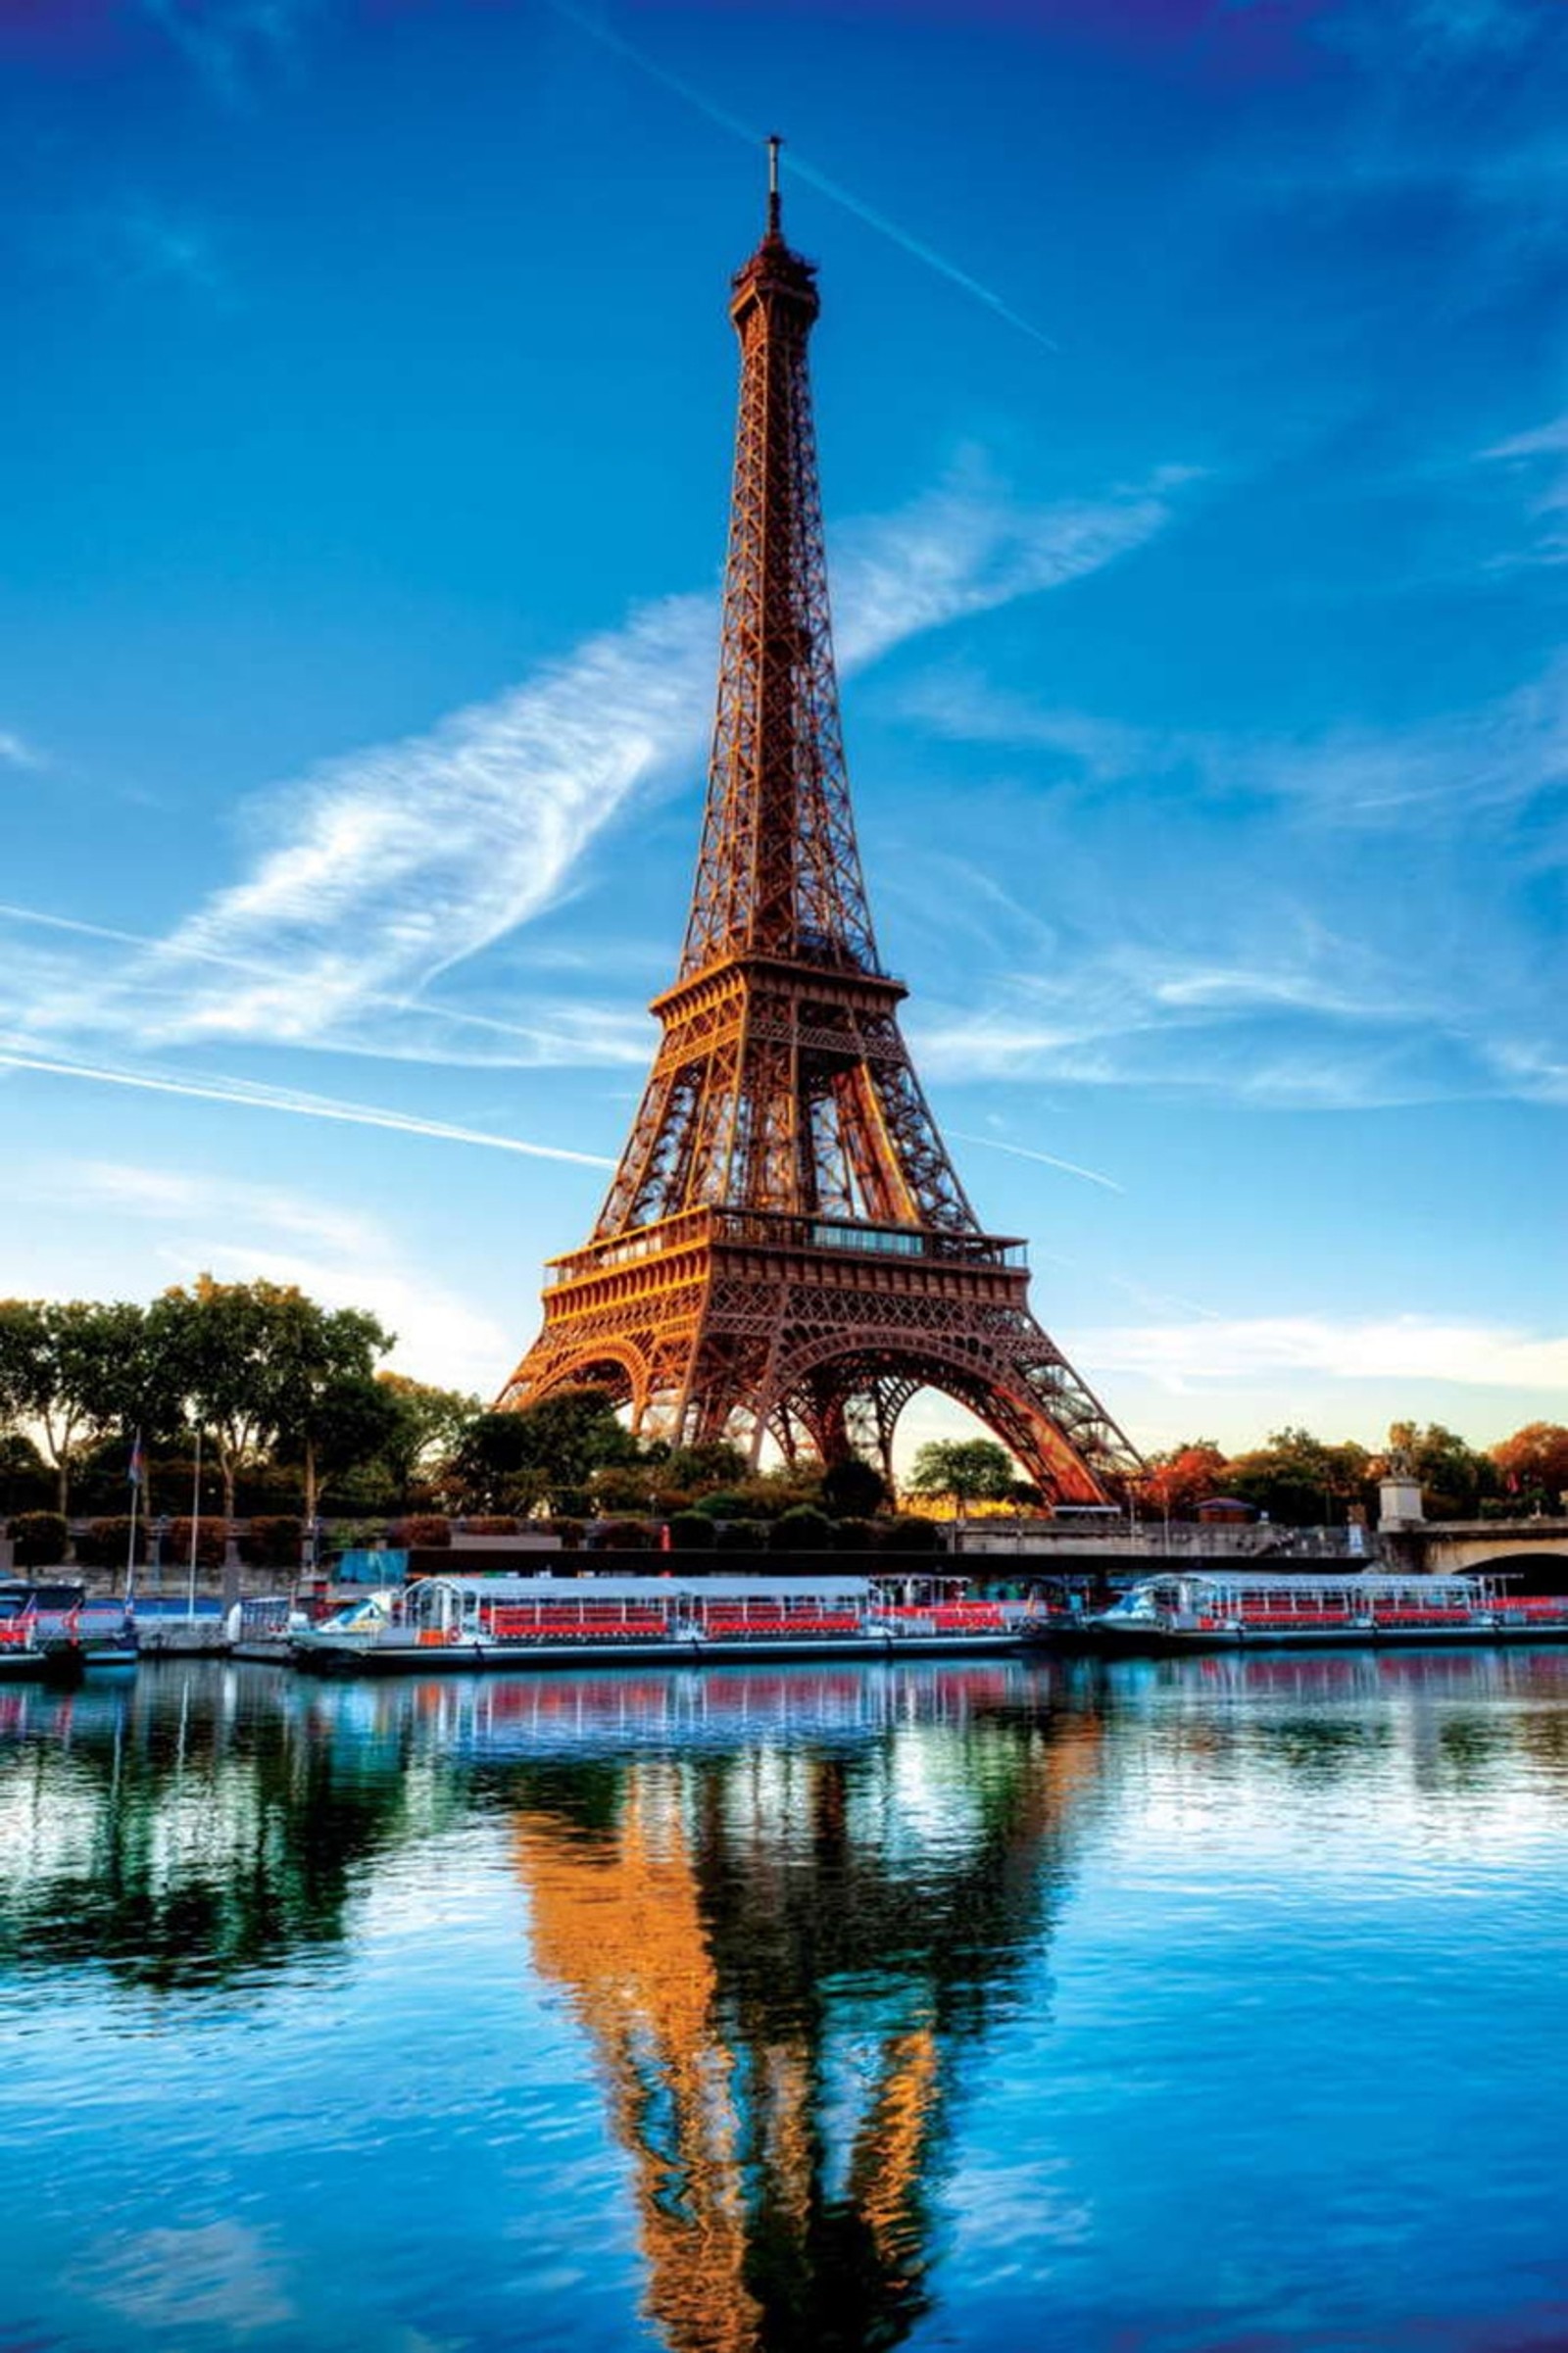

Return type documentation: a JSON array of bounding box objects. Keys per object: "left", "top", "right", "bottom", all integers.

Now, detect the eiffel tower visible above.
[{"left": 498, "top": 146, "right": 1141, "bottom": 1502}]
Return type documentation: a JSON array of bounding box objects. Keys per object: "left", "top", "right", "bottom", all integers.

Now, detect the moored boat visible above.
[
  {"left": 74, "top": 1594, "right": 140, "bottom": 1675},
  {"left": 0, "top": 1585, "right": 55, "bottom": 1682},
  {"left": 0, "top": 1581, "right": 137, "bottom": 1682},
  {"left": 290, "top": 1572, "right": 1027, "bottom": 1675},
  {"left": 1035, "top": 1570, "right": 1568, "bottom": 1654}
]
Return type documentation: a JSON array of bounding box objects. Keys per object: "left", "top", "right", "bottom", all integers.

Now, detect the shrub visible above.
[
  {"left": 714, "top": 1519, "right": 765, "bottom": 1553},
  {"left": 547, "top": 1517, "right": 585, "bottom": 1550},
  {"left": 10, "top": 1512, "right": 70, "bottom": 1569},
  {"left": 693, "top": 1489, "right": 754, "bottom": 1521},
  {"left": 391, "top": 1515, "right": 451, "bottom": 1549},
  {"left": 667, "top": 1511, "right": 715, "bottom": 1551},
  {"left": 769, "top": 1506, "right": 835, "bottom": 1553},
  {"left": 167, "top": 1518, "right": 228, "bottom": 1571},
  {"left": 833, "top": 1517, "right": 874, "bottom": 1553},
  {"left": 242, "top": 1515, "right": 304, "bottom": 1570},
  {"left": 596, "top": 1519, "right": 653, "bottom": 1550},
  {"left": 336, "top": 1520, "right": 391, "bottom": 1552},
  {"left": 876, "top": 1514, "right": 943, "bottom": 1555},
  {"left": 459, "top": 1515, "right": 518, "bottom": 1537},
  {"left": 74, "top": 1516, "right": 145, "bottom": 1570}
]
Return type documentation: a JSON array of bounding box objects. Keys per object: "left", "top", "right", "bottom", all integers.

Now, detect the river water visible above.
[{"left": 3, "top": 1650, "right": 1566, "bottom": 2353}]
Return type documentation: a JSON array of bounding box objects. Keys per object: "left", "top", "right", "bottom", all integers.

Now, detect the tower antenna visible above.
[{"left": 766, "top": 132, "right": 782, "bottom": 237}]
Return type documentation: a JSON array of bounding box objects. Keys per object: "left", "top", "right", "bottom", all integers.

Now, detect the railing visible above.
[{"left": 545, "top": 1207, "right": 1027, "bottom": 1287}]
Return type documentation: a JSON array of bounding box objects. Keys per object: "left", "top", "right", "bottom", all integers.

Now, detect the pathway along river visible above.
[{"left": 3, "top": 1652, "right": 1567, "bottom": 2353}]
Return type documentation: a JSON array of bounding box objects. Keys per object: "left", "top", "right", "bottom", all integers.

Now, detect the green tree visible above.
[
  {"left": 146, "top": 1277, "right": 392, "bottom": 1529},
  {"left": 661, "top": 1441, "right": 750, "bottom": 1495},
  {"left": 452, "top": 1388, "right": 640, "bottom": 1512},
  {"left": 0, "top": 1431, "right": 51, "bottom": 1515},
  {"left": 1383, "top": 1422, "right": 1496, "bottom": 1520},
  {"left": 906, "top": 1439, "right": 1016, "bottom": 1513},
  {"left": 819, "top": 1456, "right": 889, "bottom": 1520},
  {"left": 266, "top": 1296, "right": 396, "bottom": 1523},
  {"left": 1223, "top": 1428, "right": 1370, "bottom": 1527},
  {"left": 0, "top": 1298, "right": 149, "bottom": 1513},
  {"left": 372, "top": 1374, "right": 482, "bottom": 1507},
  {"left": 285, "top": 1374, "right": 405, "bottom": 1519}
]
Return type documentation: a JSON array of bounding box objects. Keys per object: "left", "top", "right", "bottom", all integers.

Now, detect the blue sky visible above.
[{"left": 1, "top": 0, "right": 1564, "bottom": 1462}]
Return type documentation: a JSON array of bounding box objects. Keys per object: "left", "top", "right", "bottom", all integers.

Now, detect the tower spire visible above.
[
  {"left": 497, "top": 185, "right": 1143, "bottom": 1501},
  {"left": 766, "top": 131, "right": 782, "bottom": 239}
]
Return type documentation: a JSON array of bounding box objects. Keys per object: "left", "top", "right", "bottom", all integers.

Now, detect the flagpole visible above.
[
  {"left": 186, "top": 1429, "right": 202, "bottom": 1623},
  {"left": 123, "top": 1431, "right": 142, "bottom": 1605}
]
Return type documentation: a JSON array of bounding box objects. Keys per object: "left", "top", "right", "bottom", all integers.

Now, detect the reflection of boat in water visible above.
[
  {"left": 1041, "top": 1570, "right": 1568, "bottom": 1654},
  {"left": 0, "top": 1581, "right": 138, "bottom": 1683},
  {"left": 292, "top": 1573, "right": 1027, "bottom": 1675},
  {"left": 369, "top": 1657, "right": 1034, "bottom": 1767}
]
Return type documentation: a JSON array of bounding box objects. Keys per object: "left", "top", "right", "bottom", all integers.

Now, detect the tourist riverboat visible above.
[
  {"left": 290, "top": 1572, "right": 1026, "bottom": 1675},
  {"left": 1038, "top": 1571, "right": 1568, "bottom": 1654}
]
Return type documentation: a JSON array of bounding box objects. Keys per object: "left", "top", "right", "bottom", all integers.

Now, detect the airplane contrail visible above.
[
  {"left": 543, "top": 0, "right": 1059, "bottom": 352},
  {"left": 950, "top": 1129, "right": 1125, "bottom": 1194},
  {"left": 0, "top": 1042, "right": 616, "bottom": 1167}
]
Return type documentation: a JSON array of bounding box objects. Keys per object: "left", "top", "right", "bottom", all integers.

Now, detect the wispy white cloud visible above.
[
  {"left": 913, "top": 930, "right": 1437, "bottom": 1102},
  {"left": 47, "top": 1160, "right": 387, "bottom": 1264},
  {"left": 10, "top": 466, "right": 1185, "bottom": 1074},
  {"left": 150, "top": 593, "right": 714, "bottom": 1052},
  {"left": 1479, "top": 413, "right": 1568, "bottom": 567},
  {"left": 1327, "top": 0, "right": 1544, "bottom": 64},
  {"left": 892, "top": 654, "right": 1566, "bottom": 1108},
  {"left": 830, "top": 469, "right": 1181, "bottom": 670},
  {"left": 906, "top": 653, "right": 1568, "bottom": 831},
  {"left": 1077, "top": 1312, "right": 1568, "bottom": 1395},
  {"left": 114, "top": 200, "right": 228, "bottom": 301},
  {"left": 0, "top": 731, "right": 43, "bottom": 771},
  {"left": 20, "top": 1155, "right": 512, "bottom": 1393},
  {"left": 0, "top": 901, "right": 650, "bottom": 1073},
  {"left": 137, "top": 0, "right": 318, "bottom": 104}
]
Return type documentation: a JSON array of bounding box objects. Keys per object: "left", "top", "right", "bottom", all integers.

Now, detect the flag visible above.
[{"left": 127, "top": 1432, "right": 144, "bottom": 1488}]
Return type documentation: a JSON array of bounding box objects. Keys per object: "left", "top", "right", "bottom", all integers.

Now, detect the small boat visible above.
[
  {"left": 75, "top": 1594, "right": 141, "bottom": 1674},
  {"left": 226, "top": 1593, "right": 308, "bottom": 1663},
  {"left": 1034, "top": 1570, "right": 1568, "bottom": 1654},
  {"left": 0, "top": 1580, "right": 137, "bottom": 1682},
  {"left": 290, "top": 1572, "right": 1027, "bottom": 1676},
  {"left": 0, "top": 1586, "right": 55, "bottom": 1682}
]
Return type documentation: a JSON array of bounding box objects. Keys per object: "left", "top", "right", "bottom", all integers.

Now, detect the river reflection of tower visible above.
[{"left": 514, "top": 1680, "right": 1102, "bottom": 2353}]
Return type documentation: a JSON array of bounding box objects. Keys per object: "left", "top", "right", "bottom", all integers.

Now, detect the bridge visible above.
[
  {"left": 1384, "top": 1519, "right": 1568, "bottom": 1578},
  {"left": 954, "top": 1517, "right": 1568, "bottom": 1582}
]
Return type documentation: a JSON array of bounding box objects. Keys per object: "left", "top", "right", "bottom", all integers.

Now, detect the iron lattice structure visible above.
[{"left": 498, "top": 163, "right": 1141, "bottom": 1500}]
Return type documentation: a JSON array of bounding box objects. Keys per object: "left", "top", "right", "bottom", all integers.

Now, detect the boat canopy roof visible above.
[
  {"left": 1125, "top": 1570, "right": 1486, "bottom": 1597},
  {"left": 410, "top": 1572, "right": 874, "bottom": 1603}
]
